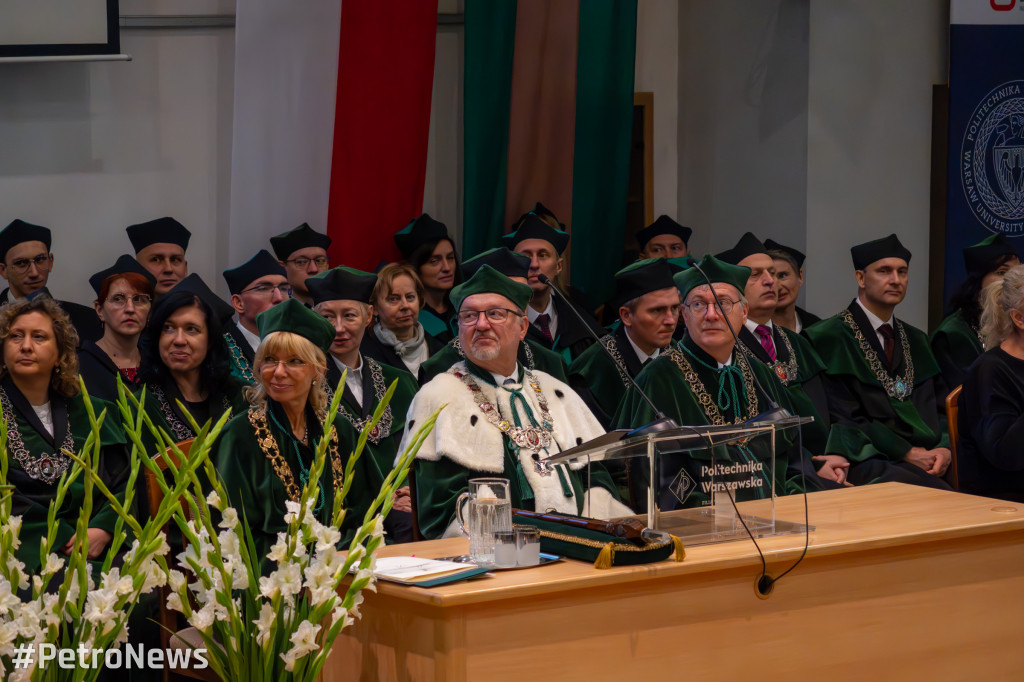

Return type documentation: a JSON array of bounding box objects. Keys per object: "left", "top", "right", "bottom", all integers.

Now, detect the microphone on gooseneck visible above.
[
  {"left": 682, "top": 255, "right": 791, "bottom": 424},
  {"left": 536, "top": 273, "right": 678, "bottom": 436}
]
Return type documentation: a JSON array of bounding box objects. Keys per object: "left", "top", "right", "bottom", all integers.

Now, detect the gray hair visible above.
[{"left": 980, "top": 264, "right": 1024, "bottom": 350}]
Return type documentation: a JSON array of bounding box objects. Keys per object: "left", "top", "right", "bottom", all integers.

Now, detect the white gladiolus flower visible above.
[
  {"left": 280, "top": 620, "right": 321, "bottom": 670},
  {"left": 0, "top": 579, "right": 19, "bottom": 614},
  {"left": 313, "top": 524, "right": 341, "bottom": 552},
  {"left": 83, "top": 588, "right": 118, "bottom": 625},
  {"left": 167, "top": 569, "right": 186, "bottom": 593},
  {"left": 253, "top": 603, "right": 276, "bottom": 647},
  {"left": 331, "top": 605, "right": 354, "bottom": 631},
  {"left": 267, "top": 535, "right": 289, "bottom": 563},
  {"left": 141, "top": 559, "right": 167, "bottom": 592},
  {"left": 349, "top": 592, "right": 365, "bottom": 619},
  {"left": 102, "top": 568, "right": 135, "bottom": 597},
  {"left": 370, "top": 515, "right": 385, "bottom": 541},
  {"left": 41, "top": 553, "right": 64, "bottom": 576},
  {"left": 219, "top": 508, "right": 239, "bottom": 530},
  {"left": 190, "top": 604, "right": 216, "bottom": 633},
  {"left": 354, "top": 568, "right": 377, "bottom": 593},
  {"left": 218, "top": 529, "right": 240, "bottom": 559},
  {"left": 167, "top": 592, "right": 184, "bottom": 613},
  {"left": 206, "top": 490, "right": 221, "bottom": 508}
]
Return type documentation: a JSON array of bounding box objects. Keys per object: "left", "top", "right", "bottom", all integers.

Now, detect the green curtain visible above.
[
  {"left": 569, "top": 0, "right": 638, "bottom": 306},
  {"left": 462, "top": 0, "right": 517, "bottom": 259}
]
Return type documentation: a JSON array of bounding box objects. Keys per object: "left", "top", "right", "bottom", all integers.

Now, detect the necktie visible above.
[
  {"left": 755, "top": 324, "right": 777, "bottom": 362},
  {"left": 878, "top": 323, "right": 895, "bottom": 367},
  {"left": 534, "top": 313, "right": 553, "bottom": 343}
]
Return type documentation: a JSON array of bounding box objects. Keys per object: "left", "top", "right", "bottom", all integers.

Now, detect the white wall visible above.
[
  {"left": 676, "top": 0, "right": 810, "bottom": 259},
  {"left": 805, "top": 0, "right": 948, "bottom": 329},
  {"left": 635, "top": 0, "right": 679, "bottom": 223},
  {"left": 0, "top": 1, "right": 235, "bottom": 305}
]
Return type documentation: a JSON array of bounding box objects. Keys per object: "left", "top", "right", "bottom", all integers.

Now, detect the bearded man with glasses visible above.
[
  {"left": 400, "top": 265, "right": 632, "bottom": 540},
  {"left": 0, "top": 219, "right": 102, "bottom": 342},
  {"left": 222, "top": 249, "right": 291, "bottom": 383}
]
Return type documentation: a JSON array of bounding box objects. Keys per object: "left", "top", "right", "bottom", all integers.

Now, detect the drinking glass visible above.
[{"left": 455, "top": 478, "right": 513, "bottom": 567}]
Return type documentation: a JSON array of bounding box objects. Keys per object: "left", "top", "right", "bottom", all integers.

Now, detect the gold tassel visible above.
[
  {"left": 671, "top": 535, "right": 686, "bottom": 562},
  {"left": 594, "top": 541, "right": 616, "bottom": 569}
]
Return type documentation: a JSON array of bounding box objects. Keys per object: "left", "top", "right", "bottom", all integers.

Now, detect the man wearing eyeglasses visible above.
[
  {"left": 270, "top": 223, "right": 331, "bottom": 306},
  {"left": 0, "top": 219, "right": 102, "bottom": 342},
  {"left": 126, "top": 216, "right": 191, "bottom": 297},
  {"left": 400, "top": 264, "right": 631, "bottom": 540},
  {"left": 222, "top": 249, "right": 291, "bottom": 383},
  {"left": 613, "top": 255, "right": 805, "bottom": 510}
]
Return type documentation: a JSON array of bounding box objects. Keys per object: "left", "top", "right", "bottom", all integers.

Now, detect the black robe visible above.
[
  {"left": 958, "top": 346, "right": 1024, "bottom": 502},
  {"left": 360, "top": 325, "right": 444, "bottom": 383},
  {"left": 526, "top": 294, "right": 604, "bottom": 365},
  {"left": 77, "top": 339, "right": 143, "bottom": 403},
  {"left": 0, "top": 288, "right": 102, "bottom": 343}
]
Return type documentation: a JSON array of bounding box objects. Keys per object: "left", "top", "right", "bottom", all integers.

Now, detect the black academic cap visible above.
[
  {"left": 530, "top": 202, "right": 566, "bottom": 229},
  {"left": 502, "top": 214, "right": 570, "bottom": 255},
  {"left": 715, "top": 232, "right": 768, "bottom": 265},
  {"left": 636, "top": 216, "right": 693, "bottom": 251},
  {"left": 269, "top": 223, "right": 332, "bottom": 261},
  {"left": 305, "top": 266, "right": 377, "bottom": 306},
  {"left": 89, "top": 254, "right": 157, "bottom": 297},
  {"left": 963, "top": 234, "right": 1019, "bottom": 275},
  {"left": 222, "top": 250, "right": 287, "bottom": 295},
  {"left": 393, "top": 214, "right": 449, "bottom": 259},
  {"left": 764, "top": 239, "right": 806, "bottom": 269},
  {"left": 0, "top": 219, "right": 52, "bottom": 261},
  {"left": 165, "top": 273, "right": 235, "bottom": 325},
  {"left": 614, "top": 258, "right": 677, "bottom": 307},
  {"left": 126, "top": 217, "right": 191, "bottom": 253},
  {"left": 850, "top": 234, "right": 912, "bottom": 271},
  {"left": 462, "top": 247, "right": 531, "bottom": 280}
]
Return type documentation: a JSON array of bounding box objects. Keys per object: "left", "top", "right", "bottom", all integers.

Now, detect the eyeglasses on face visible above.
[
  {"left": 8, "top": 253, "right": 50, "bottom": 275},
  {"left": 682, "top": 299, "right": 740, "bottom": 315},
  {"left": 106, "top": 293, "right": 152, "bottom": 308},
  {"left": 259, "top": 356, "right": 307, "bottom": 372},
  {"left": 284, "top": 256, "right": 329, "bottom": 269},
  {"left": 241, "top": 283, "right": 293, "bottom": 297},
  {"left": 457, "top": 308, "right": 521, "bottom": 326}
]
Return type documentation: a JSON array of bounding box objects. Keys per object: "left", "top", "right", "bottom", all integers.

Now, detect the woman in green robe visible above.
[
  {"left": 932, "top": 234, "right": 1019, "bottom": 393},
  {"left": 212, "top": 300, "right": 372, "bottom": 572},
  {"left": 1, "top": 296, "right": 128, "bottom": 575}
]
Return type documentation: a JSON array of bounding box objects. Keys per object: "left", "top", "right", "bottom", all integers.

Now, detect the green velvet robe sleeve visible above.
[
  {"left": 10, "top": 395, "right": 129, "bottom": 575},
  {"left": 353, "top": 365, "right": 419, "bottom": 489},
  {"left": 568, "top": 339, "right": 628, "bottom": 427}
]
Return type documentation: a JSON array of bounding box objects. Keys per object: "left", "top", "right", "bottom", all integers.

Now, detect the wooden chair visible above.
[{"left": 945, "top": 386, "right": 961, "bottom": 491}]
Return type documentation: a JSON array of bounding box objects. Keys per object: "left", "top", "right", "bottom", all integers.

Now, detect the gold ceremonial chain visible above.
[
  {"left": 598, "top": 334, "right": 633, "bottom": 388},
  {"left": 452, "top": 337, "right": 537, "bottom": 370},
  {"left": 739, "top": 328, "right": 799, "bottom": 386},
  {"left": 325, "top": 358, "right": 393, "bottom": 444},
  {"left": 248, "top": 404, "right": 345, "bottom": 504},
  {"left": 450, "top": 366, "right": 556, "bottom": 457},
  {"left": 665, "top": 346, "right": 759, "bottom": 424},
  {"left": 224, "top": 332, "right": 255, "bottom": 383},
  {"left": 0, "top": 388, "right": 74, "bottom": 484},
  {"left": 839, "top": 309, "right": 914, "bottom": 401}
]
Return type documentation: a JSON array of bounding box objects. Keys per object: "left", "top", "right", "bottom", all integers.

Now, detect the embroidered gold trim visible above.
[
  {"left": 248, "top": 404, "right": 345, "bottom": 504},
  {"left": 598, "top": 334, "right": 632, "bottom": 388},
  {"left": 224, "top": 332, "right": 255, "bottom": 383},
  {"left": 839, "top": 309, "right": 914, "bottom": 400},
  {"left": 665, "top": 346, "right": 758, "bottom": 424},
  {"left": 530, "top": 527, "right": 671, "bottom": 552},
  {"left": 325, "top": 358, "right": 393, "bottom": 443},
  {"left": 739, "top": 327, "right": 799, "bottom": 386}
]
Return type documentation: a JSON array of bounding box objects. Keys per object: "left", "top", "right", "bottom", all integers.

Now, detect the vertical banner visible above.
[
  {"left": 327, "top": 0, "right": 439, "bottom": 271},
  {"left": 945, "top": 1, "right": 1024, "bottom": 302}
]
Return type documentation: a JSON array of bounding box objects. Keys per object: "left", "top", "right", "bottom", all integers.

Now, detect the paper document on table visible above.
[{"left": 371, "top": 556, "right": 490, "bottom": 586}]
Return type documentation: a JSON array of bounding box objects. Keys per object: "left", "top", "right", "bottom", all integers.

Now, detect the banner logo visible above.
[{"left": 961, "top": 80, "right": 1024, "bottom": 234}]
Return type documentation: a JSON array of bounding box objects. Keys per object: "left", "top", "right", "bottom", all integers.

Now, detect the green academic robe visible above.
[
  {"left": 568, "top": 324, "right": 649, "bottom": 428},
  {"left": 135, "top": 377, "right": 250, "bottom": 452},
  {"left": 6, "top": 382, "right": 129, "bottom": 574},
  {"left": 419, "top": 337, "right": 569, "bottom": 386},
  {"left": 612, "top": 335, "right": 805, "bottom": 508},
  {"left": 403, "top": 360, "right": 631, "bottom": 540},
  {"left": 804, "top": 302, "right": 948, "bottom": 463},
  {"left": 325, "top": 356, "right": 418, "bottom": 488},
  {"left": 213, "top": 400, "right": 373, "bottom": 573},
  {"left": 930, "top": 309, "right": 982, "bottom": 394}
]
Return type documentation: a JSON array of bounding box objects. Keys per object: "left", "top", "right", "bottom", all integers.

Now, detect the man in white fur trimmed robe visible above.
[{"left": 399, "top": 265, "right": 633, "bottom": 539}]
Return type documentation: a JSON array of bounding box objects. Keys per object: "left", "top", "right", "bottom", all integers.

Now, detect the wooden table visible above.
[{"left": 322, "top": 484, "right": 1024, "bottom": 681}]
